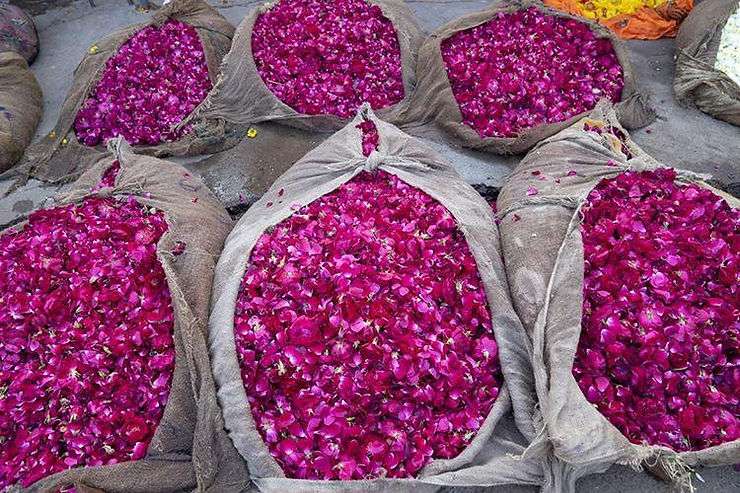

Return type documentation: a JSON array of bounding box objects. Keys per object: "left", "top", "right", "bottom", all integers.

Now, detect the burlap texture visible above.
[
  {"left": 208, "top": 106, "right": 543, "bottom": 491},
  {"left": 0, "top": 51, "right": 42, "bottom": 173},
  {"left": 19, "top": 0, "right": 238, "bottom": 184},
  {"left": 0, "top": 2, "right": 39, "bottom": 64},
  {"left": 6, "top": 140, "right": 249, "bottom": 493},
  {"left": 406, "top": 0, "right": 656, "bottom": 155},
  {"left": 497, "top": 103, "right": 740, "bottom": 493},
  {"left": 188, "top": 0, "right": 424, "bottom": 135},
  {"left": 674, "top": 0, "right": 740, "bottom": 126}
]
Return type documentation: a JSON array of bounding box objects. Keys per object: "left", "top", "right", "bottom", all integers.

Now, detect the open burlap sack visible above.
[
  {"left": 208, "top": 106, "right": 543, "bottom": 492},
  {"left": 407, "top": 0, "right": 655, "bottom": 155},
  {"left": 497, "top": 103, "right": 739, "bottom": 493},
  {"left": 186, "top": 0, "right": 423, "bottom": 136},
  {"left": 7, "top": 139, "right": 249, "bottom": 493},
  {"left": 20, "top": 0, "right": 238, "bottom": 184},
  {"left": 674, "top": 0, "right": 740, "bottom": 126},
  {"left": 0, "top": 51, "right": 42, "bottom": 173}
]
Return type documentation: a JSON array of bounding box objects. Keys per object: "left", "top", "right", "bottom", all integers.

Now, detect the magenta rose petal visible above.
[
  {"left": 574, "top": 168, "right": 739, "bottom": 452},
  {"left": 440, "top": 7, "right": 624, "bottom": 139},
  {"left": 73, "top": 20, "right": 212, "bottom": 147},
  {"left": 251, "top": 0, "right": 405, "bottom": 119},
  {"left": 0, "top": 196, "right": 175, "bottom": 488},
  {"left": 234, "top": 168, "right": 503, "bottom": 479}
]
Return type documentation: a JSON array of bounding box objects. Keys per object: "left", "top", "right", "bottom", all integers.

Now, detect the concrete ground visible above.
[{"left": 0, "top": 0, "right": 738, "bottom": 491}]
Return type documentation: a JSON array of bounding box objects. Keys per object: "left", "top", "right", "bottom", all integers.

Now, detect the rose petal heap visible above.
[
  {"left": 356, "top": 118, "right": 379, "bottom": 157},
  {"left": 574, "top": 168, "right": 739, "bottom": 451},
  {"left": 0, "top": 197, "right": 175, "bottom": 488},
  {"left": 74, "top": 20, "right": 211, "bottom": 147},
  {"left": 441, "top": 7, "right": 624, "bottom": 138},
  {"left": 92, "top": 161, "right": 122, "bottom": 191},
  {"left": 235, "top": 171, "right": 502, "bottom": 479},
  {"left": 251, "top": 0, "right": 405, "bottom": 118}
]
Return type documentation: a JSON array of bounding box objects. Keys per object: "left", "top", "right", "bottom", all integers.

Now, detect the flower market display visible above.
[
  {"left": 23, "top": 0, "right": 235, "bottom": 183},
  {"left": 0, "top": 194, "right": 175, "bottom": 489},
  {"left": 574, "top": 168, "right": 739, "bottom": 452},
  {"left": 674, "top": 0, "right": 740, "bottom": 126},
  {"left": 496, "top": 105, "right": 740, "bottom": 490},
  {"left": 234, "top": 171, "right": 502, "bottom": 479},
  {"left": 543, "top": 0, "right": 693, "bottom": 39},
  {"left": 186, "top": 0, "right": 423, "bottom": 135},
  {"left": 0, "top": 142, "right": 242, "bottom": 492},
  {"left": 0, "top": 50, "right": 43, "bottom": 173},
  {"left": 440, "top": 7, "right": 624, "bottom": 139},
  {"left": 251, "top": 0, "right": 405, "bottom": 119},
  {"left": 209, "top": 109, "right": 538, "bottom": 489},
  {"left": 410, "top": 1, "right": 654, "bottom": 154},
  {"left": 73, "top": 19, "right": 212, "bottom": 147}
]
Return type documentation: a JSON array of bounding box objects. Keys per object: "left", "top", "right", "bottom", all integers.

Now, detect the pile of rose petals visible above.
[
  {"left": 441, "top": 7, "right": 624, "bottom": 138},
  {"left": 252, "top": 0, "right": 405, "bottom": 118},
  {"left": 74, "top": 19, "right": 211, "bottom": 147},
  {"left": 356, "top": 118, "right": 380, "bottom": 156},
  {"left": 574, "top": 168, "right": 739, "bottom": 452},
  {"left": 234, "top": 171, "right": 502, "bottom": 479},
  {"left": 92, "top": 160, "right": 122, "bottom": 191},
  {"left": 0, "top": 196, "right": 175, "bottom": 488}
]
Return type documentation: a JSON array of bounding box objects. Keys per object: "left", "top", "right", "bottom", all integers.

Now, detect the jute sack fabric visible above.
[
  {"left": 19, "top": 0, "right": 237, "bottom": 184},
  {"left": 186, "top": 0, "right": 424, "bottom": 135},
  {"left": 406, "top": 0, "right": 656, "bottom": 155},
  {"left": 497, "top": 103, "right": 739, "bottom": 493},
  {"left": 7, "top": 140, "right": 249, "bottom": 493},
  {"left": 208, "top": 106, "right": 544, "bottom": 492},
  {"left": 0, "top": 51, "right": 42, "bottom": 173},
  {"left": 0, "top": 2, "right": 39, "bottom": 64},
  {"left": 674, "top": 0, "right": 740, "bottom": 126}
]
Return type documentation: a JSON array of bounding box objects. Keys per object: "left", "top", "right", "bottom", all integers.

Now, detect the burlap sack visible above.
[
  {"left": 187, "top": 0, "right": 424, "bottom": 136},
  {"left": 0, "top": 2, "right": 39, "bottom": 64},
  {"left": 20, "top": 0, "right": 238, "bottom": 184},
  {"left": 497, "top": 103, "right": 740, "bottom": 493},
  {"left": 407, "top": 0, "right": 655, "bottom": 155},
  {"left": 0, "top": 51, "right": 42, "bottom": 173},
  {"left": 6, "top": 139, "right": 249, "bottom": 493},
  {"left": 208, "top": 106, "right": 543, "bottom": 492},
  {"left": 674, "top": 0, "right": 740, "bottom": 126}
]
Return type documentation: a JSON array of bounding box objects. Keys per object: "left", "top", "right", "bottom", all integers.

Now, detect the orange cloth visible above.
[{"left": 543, "top": 0, "right": 694, "bottom": 39}]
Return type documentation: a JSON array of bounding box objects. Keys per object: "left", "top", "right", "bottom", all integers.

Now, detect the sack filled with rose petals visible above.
[
  {"left": 674, "top": 0, "right": 740, "bottom": 126},
  {"left": 407, "top": 0, "right": 655, "bottom": 155},
  {"left": 0, "top": 139, "right": 248, "bottom": 491},
  {"left": 208, "top": 105, "right": 544, "bottom": 491},
  {"left": 20, "top": 0, "right": 237, "bottom": 183},
  {"left": 0, "top": 51, "right": 42, "bottom": 173},
  {"left": 189, "top": 0, "right": 423, "bottom": 139},
  {"left": 497, "top": 102, "right": 739, "bottom": 492}
]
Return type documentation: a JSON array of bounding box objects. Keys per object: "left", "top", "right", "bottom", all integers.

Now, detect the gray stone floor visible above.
[{"left": 1, "top": 0, "right": 739, "bottom": 491}]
